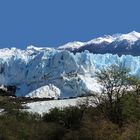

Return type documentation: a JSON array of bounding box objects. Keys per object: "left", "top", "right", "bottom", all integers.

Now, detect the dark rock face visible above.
[{"left": 0, "top": 85, "right": 16, "bottom": 97}]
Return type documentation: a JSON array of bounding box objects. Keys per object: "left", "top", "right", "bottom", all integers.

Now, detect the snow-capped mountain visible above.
[
  {"left": 58, "top": 41, "right": 85, "bottom": 51},
  {"left": 58, "top": 31, "right": 140, "bottom": 56},
  {"left": 0, "top": 31, "right": 140, "bottom": 99}
]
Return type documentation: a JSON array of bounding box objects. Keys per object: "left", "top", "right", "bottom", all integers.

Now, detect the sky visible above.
[{"left": 0, "top": 0, "right": 139, "bottom": 49}]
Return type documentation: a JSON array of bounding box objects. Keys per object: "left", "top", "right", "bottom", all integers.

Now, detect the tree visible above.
[{"left": 95, "top": 64, "right": 135, "bottom": 126}]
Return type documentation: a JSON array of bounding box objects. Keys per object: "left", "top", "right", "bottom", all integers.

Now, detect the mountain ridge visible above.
[{"left": 58, "top": 31, "right": 140, "bottom": 56}]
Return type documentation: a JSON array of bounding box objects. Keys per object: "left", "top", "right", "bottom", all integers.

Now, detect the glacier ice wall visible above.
[{"left": 0, "top": 48, "right": 140, "bottom": 98}]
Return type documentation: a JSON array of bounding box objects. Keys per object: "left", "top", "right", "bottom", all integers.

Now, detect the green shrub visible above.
[{"left": 43, "top": 106, "right": 85, "bottom": 129}]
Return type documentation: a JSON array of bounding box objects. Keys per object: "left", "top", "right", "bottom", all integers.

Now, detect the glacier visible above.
[{"left": 0, "top": 47, "right": 140, "bottom": 99}]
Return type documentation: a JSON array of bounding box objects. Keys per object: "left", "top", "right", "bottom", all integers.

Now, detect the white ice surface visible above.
[{"left": 25, "top": 98, "right": 82, "bottom": 114}]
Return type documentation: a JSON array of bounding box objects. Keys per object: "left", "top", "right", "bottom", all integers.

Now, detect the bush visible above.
[
  {"left": 61, "top": 106, "right": 85, "bottom": 129},
  {"left": 43, "top": 106, "right": 85, "bottom": 129}
]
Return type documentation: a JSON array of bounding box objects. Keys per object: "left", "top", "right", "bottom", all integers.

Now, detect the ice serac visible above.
[
  {"left": 0, "top": 47, "right": 140, "bottom": 99},
  {"left": 25, "top": 84, "right": 60, "bottom": 99}
]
